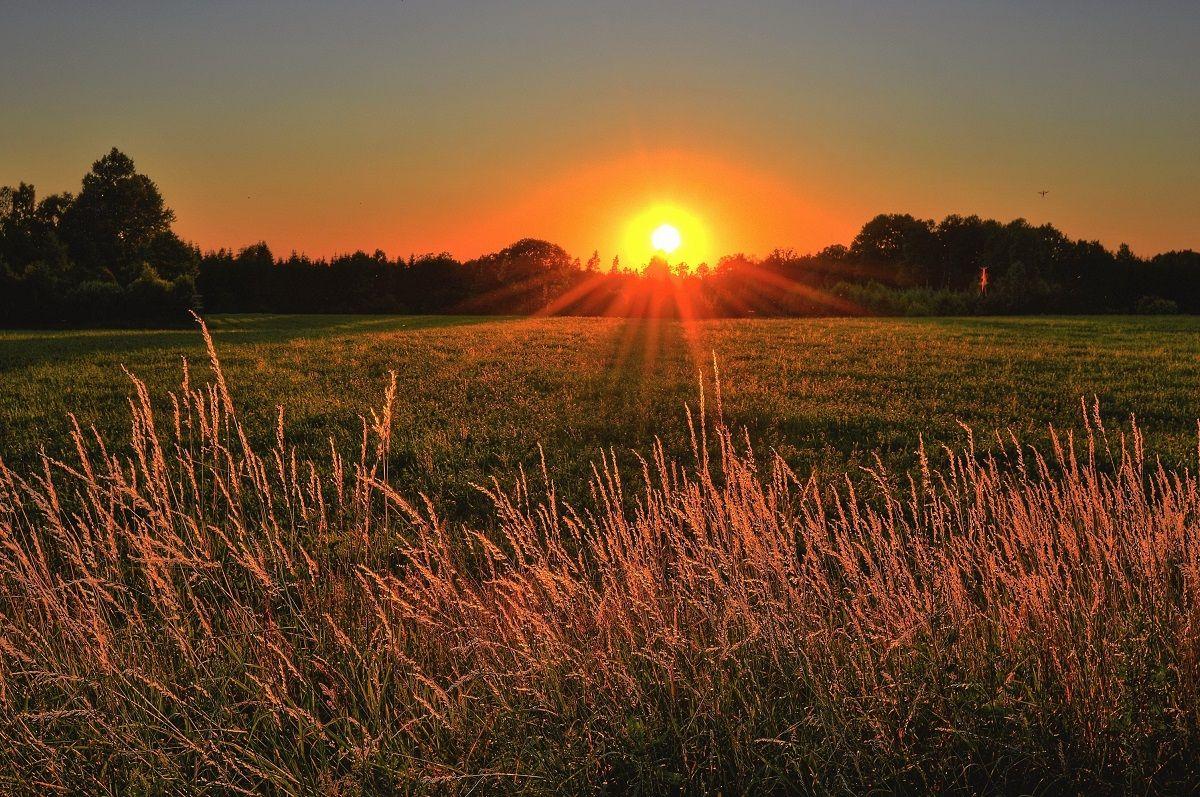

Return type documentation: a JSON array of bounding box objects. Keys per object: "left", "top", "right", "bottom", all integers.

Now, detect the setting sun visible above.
[
  {"left": 621, "top": 203, "right": 712, "bottom": 268},
  {"left": 651, "top": 223, "right": 682, "bottom": 254}
]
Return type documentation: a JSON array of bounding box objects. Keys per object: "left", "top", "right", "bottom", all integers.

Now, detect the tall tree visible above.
[
  {"left": 850, "top": 214, "right": 938, "bottom": 286},
  {"left": 61, "top": 148, "right": 175, "bottom": 285}
]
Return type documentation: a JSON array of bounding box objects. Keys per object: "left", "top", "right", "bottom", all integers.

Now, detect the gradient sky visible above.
[{"left": 2, "top": 1, "right": 1197, "bottom": 263}]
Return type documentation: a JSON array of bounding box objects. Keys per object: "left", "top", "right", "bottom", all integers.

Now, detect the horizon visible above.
[
  {"left": 191, "top": 206, "right": 1194, "bottom": 266},
  {"left": 3, "top": 2, "right": 1198, "bottom": 262},
  {"left": 12, "top": 144, "right": 1199, "bottom": 268}
]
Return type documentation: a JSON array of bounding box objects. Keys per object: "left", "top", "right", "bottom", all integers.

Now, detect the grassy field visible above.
[
  {"left": 6, "top": 314, "right": 1200, "bottom": 792},
  {"left": 3, "top": 313, "right": 1200, "bottom": 520}
]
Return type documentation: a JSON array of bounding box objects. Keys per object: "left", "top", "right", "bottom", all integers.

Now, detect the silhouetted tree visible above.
[
  {"left": 461, "top": 238, "right": 578, "bottom": 313},
  {"left": 850, "top": 214, "right": 939, "bottom": 286},
  {"left": 5, "top": 148, "right": 1200, "bottom": 325},
  {"left": 60, "top": 149, "right": 177, "bottom": 286},
  {"left": 0, "top": 149, "right": 198, "bottom": 325},
  {"left": 935, "top": 214, "right": 999, "bottom": 289}
]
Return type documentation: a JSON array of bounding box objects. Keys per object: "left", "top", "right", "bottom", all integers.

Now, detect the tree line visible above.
[{"left": 3, "top": 149, "right": 1198, "bottom": 326}]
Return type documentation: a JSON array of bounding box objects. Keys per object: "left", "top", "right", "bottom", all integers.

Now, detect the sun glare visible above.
[
  {"left": 622, "top": 203, "right": 712, "bottom": 268},
  {"left": 651, "top": 223, "right": 682, "bottom": 254}
]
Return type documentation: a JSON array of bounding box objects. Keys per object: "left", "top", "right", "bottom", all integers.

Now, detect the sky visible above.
[{"left": 2, "top": 0, "right": 1197, "bottom": 264}]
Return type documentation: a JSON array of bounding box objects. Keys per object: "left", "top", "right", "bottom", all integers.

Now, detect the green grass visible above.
[
  {"left": 6, "top": 313, "right": 1200, "bottom": 793},
  {"left": 4, "top": 314, "right": 1200, "bottom": 521}
]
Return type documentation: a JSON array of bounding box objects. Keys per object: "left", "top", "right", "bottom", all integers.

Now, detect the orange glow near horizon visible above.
[
  {"left": 159, "top": 148, "right": 852, "bottom": 268},
  {"left": 415, "top": 149, "right": 850, "bottom": 270}
]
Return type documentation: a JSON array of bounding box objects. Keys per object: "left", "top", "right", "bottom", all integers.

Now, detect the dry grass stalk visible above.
[{"left": 0, "top": 318, "right": 1198, "bottom": 793}]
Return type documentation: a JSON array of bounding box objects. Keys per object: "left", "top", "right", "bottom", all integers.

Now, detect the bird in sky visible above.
[{"left": 1038, "top": 190, "right": 1049, "bottom": 198}]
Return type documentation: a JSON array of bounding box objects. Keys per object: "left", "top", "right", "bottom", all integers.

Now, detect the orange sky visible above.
[
  {"left": 157, "top": 139, "right": 865, "bottom": 266},
  {"left": 3, "top": 3, "right": 1197, "bottom": 263},
  {"left": 409, "top": 150, "right": 850, "bottom": 267}
]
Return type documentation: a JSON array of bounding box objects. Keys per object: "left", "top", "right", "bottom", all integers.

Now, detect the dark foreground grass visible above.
[
  {"left": 3, "top": 316, "right": 1200, "bottom": 794},
  {"left": 3, "top": 314, "right": 1200, "bottom": 523}
]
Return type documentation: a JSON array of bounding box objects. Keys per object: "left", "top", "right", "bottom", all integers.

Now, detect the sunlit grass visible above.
[
  {"left": 4, "top": 314, "right": 1200, "bottom": 526},
  {"left": 2, "top": 317, "right": 1200, "bottom": 792}
]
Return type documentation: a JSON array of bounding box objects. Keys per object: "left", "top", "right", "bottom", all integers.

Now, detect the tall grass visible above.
[{"left": 1, "top": 318, "right": 1199, "bottom": 794}]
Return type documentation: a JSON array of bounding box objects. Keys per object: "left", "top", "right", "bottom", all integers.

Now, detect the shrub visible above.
[
  {"left": 1135, "top": 295, "right": 1179, "bottom": 315},
  {"left": 64, "top": 279, "right": 124, "bottom": 324}
]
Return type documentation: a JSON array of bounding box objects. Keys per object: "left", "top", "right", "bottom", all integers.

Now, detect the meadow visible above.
[
  {"left": 4, "top": 314, "right": 1200, "bottom": 523},
  {"left": 4, "top": 314, "right": 1200, "bottom": 793}
]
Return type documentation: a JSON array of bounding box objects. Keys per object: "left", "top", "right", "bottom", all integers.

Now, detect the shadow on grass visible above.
[{"left": 0, "top": 314, "right": 506, "bottom": 369}]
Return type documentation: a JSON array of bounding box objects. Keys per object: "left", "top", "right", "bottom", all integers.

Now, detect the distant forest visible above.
[{"left": 3, "top": 149, "right": 1199, "bottom": 326}]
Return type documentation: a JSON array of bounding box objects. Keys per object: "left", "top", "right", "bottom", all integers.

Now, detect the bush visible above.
[
  {"left": 64, "top": 279, "right": 124, "bottom": 324},
  {"left": 832, "top": 281, "right": 981, "bottom": 316},
  {"left": 122, "top": 264, "right": 197, "bottom": 325},
  {"left": 1135, "top": 295, "right": 1179, "bottom": 315}
]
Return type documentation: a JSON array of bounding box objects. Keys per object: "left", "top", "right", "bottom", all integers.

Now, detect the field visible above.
[
  {"left": 5, "top": 314, "right": 1200, "bottom": 793},
  {"left": 5, "top": 314, "right": 1200, "bottom": 522}
]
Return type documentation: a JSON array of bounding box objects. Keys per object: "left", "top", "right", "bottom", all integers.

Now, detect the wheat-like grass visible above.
[{"left": 0, "top": 318, "right": 1198, "bottom": 794}]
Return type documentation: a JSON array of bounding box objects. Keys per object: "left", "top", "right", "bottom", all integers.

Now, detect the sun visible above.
[
  {"left": 651, "top": 223, "right": 682, "bottom": 254},
  {"left": 621, "top": 204, "right": 711, "bottom": 268}
]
